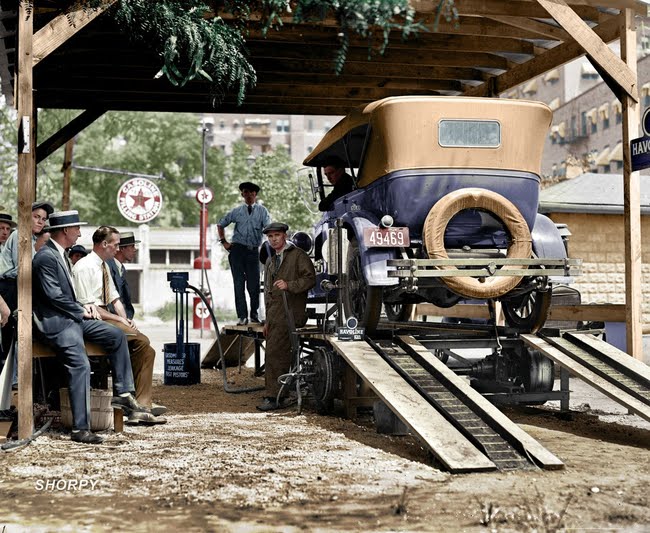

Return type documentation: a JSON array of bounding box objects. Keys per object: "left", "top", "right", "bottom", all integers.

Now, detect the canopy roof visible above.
[{"left": 0, "top": 1, "right": 647, "bottom": 116}]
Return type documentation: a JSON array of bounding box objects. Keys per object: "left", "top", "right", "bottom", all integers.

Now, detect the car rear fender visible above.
[
  {"left": 343, "top": 212, "right": 399, "bottom": 287},
  {"left": 531, "top": 213, "right": 572, "bottom": 284}
]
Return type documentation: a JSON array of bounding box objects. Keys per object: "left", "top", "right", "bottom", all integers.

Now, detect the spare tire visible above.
[{"left": 423, "top": 188, "right": 532, "bottom": 299}]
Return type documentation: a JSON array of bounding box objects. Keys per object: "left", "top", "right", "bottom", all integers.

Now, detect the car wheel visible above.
[
  {"left": 520, "top": 348, "right": 554, "bottom": 404},
  {"left": 384, "top": 303, "right": 414, "bottom": 322},
  {"left": 343, "top": 239, "right": 382, "bottom": 335},
  {"left": 502, "top": 288, "right": 551, "bottom": 333}
]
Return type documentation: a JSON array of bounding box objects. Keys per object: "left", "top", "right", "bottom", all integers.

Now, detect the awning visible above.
[
  {"left": 587, "top": 107, "right": 598, "bottom": 124},
  {"left": 557, "top": 121, "right": 566, "bottom": 138},
  {"left": 598, "top": 103, "right": 609, "bottom": 120},
  {"left": 595, "top": 146, "right": 611, "bottom": 166},
  {"left": 611, "top": 98, "right": 622, "bottom": 114},
  {"left": 522, "top": 79, "right": 538, "bottom": 95},
  {"left": 609, "top": 142, "right": 623, "bottom": 162},
  {"left": 549, "top": 97, "right": 561, "bottom": 110},
  {"left": 581, "top": 61, "right": 598, "bottom": 76},
  {"left": 544, "top": 69, "right": 560, "bottom": 82},
  {"left": 642, "top": 82, "right": 650, "bottom": 96}
]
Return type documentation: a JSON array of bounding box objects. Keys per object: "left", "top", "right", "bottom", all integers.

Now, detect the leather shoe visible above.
[
  {"left": 111, "top": 394, "right": 147, "bottom": 416},
  {"left": 125, "top": 411, "right": 167, "bottom": 425},
  {"left": 71, "top": 430, "right": 104, "bottom": 444},
  {"left": 236, "top": 317, "right": 248, "bottom": 326},
  {"left": 249, "top": 317, "right": 261, "bottom": 324},
  {"left": 151, "top": 403, "right": 167, "bottom": 416},
  {"left": 256, "top": 397, "right": 292, "bottom": 412}
]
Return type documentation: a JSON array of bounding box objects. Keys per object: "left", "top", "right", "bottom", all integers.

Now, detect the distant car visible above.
[{"left": 303, "top": 96, "right": 580, "bottom": 333}]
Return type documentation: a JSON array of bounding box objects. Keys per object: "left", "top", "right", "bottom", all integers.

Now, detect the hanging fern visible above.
[{"left": 76, "top": 0, "right": 457, "bottom": 104}]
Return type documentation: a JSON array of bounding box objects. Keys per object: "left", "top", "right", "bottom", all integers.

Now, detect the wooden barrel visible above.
[{"left": 59, "top": 388, "right": 113, "bottom": 431}]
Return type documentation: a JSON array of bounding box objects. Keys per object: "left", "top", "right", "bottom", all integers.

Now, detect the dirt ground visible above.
[{"left": 1, "top": 357, "right": 650, "bottom": 533}]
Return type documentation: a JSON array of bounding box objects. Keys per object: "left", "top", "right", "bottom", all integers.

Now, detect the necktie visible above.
[
  {"left": 101, "top": 262, "right": 110, "bottom": 305},
  {"left": 64, "top": 254, "right": 73, "bottom": 275},
  {"left": 121, "top": 264, "right": 127, "bottom": 280},
  {"left": 248, "top": 205, "right": 253, "bottom": 215}
]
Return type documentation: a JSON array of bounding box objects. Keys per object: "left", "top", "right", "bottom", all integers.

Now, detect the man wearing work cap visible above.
[
  {"left": 217, "top": 181, "right": 271, "bottom": 326},
  {"left": 0, "top": 213, "right": 16, "bottom": 251},
  {"left": 107, "top": 231, "right": 139, "bottom": 320},
  {"left": 68, "top": 244, "right": 88, "bottom": 266},
  {"left": 257, "top": 222, "right": 315, "bottom": 411},
  {"left": 0, "top": 201, "right": 54, "bottom": 369}
]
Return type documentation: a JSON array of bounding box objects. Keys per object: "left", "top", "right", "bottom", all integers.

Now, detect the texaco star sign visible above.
[{"left": 117, "top": 178, "right": 163, "bottom": 223}]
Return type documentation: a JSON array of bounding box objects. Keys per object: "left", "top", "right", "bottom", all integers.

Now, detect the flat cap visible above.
[
  {"left": 32, "top": 201, "right": 54, "bottom": 216},
  {"left": 263, "top": 222, "right": 289, "bottom": 234},
  {"left": 0, "top": 213, "right": 16, "bottom": 228},
  {"left": 239, "top": 181, "right": 260, "bottom": 193}
]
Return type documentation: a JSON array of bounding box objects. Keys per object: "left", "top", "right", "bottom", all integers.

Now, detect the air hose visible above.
[{"left": 187, "top": 284, "right": 263, "bottom": 394}]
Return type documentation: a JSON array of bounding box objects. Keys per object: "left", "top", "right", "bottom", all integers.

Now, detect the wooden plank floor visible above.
[{"left": 328, "top": 338, "right": 495, "bottom": 473}]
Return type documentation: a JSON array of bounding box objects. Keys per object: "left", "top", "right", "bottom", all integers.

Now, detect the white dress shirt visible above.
[{"left": 72, "top": 250, "right": 120, "bottom": 306}]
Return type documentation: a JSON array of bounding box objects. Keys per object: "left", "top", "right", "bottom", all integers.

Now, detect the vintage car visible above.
[{"left": 303, "top": 96, "right": 580, "bottom": 334}]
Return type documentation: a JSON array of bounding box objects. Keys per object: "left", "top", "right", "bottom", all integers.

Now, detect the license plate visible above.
[{"left": 363, "top": 227, "right": 410, "bottom": 247}]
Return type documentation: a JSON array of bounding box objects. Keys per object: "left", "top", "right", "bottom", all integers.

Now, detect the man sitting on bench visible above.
[{"left": 32, "top": 210, "right": 151, "bottom": 444}]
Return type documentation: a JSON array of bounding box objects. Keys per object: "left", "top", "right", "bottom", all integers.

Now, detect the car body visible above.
[{"left": 303, "top": 96, "right": 580, "bottom": 333}]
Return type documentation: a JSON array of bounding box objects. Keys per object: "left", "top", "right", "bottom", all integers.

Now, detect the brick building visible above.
[{"left": 539, "top": 173, "right": 650, "bottom": 325}]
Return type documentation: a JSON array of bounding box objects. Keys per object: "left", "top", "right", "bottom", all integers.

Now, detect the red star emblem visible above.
[{"left": 129, "top": 188, "right": 151, "bottom": 209}]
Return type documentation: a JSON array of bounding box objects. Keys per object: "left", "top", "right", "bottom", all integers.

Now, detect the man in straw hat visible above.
[
  {"left": 217, "top": 181, "right": 272, "bottom": 326},
  {"left": 33, "top": 211, "right": 150, "bottom": 444},
  {"left": 73, "top": 226, "right": 165, "bottom": 422},
  {"left": 107, "top": 231, "right": 139, "bottom": 321}
]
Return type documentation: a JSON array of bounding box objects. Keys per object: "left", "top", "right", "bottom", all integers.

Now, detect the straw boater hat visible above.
[
  {"left": 0, "top": 213, "right": 16, "bottom": 229},
  {"left": 46, "top": 210, "right": 88, "bottom": 230},
  {"left": 119, "top": 231, "right": 141, "bottom": 247}
]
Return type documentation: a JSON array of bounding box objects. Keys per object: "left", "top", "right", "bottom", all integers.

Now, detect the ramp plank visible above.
[
  {"left": 399, "top": 335, "right": 564, "bottom": 470},
  {"left": 328, "top": 338, "right": 495, "bottom": 473},
  {"left": 522, "top": 335, "right": 650, "bottom": 423}
]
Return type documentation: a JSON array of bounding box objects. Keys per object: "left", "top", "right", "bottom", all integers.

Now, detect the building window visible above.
[
  {"left": 307, "top": 119, "right": 313, "bottom": 131},
  {"left": 603, "top": 116, "right": 610, "bottom": 129},
  {"left": 276, "top": 119, "right": 289, "bottom": 132},
  {"left": 169, "top": 250, "right": 192, "bottom": 264},
  {"left": 616, "top": 160, "right": 623, "bottom": 170},
  {"left": 219, "top": 119, "right": 225, "bottom": 129},
  {"left": 307, "top": 145, "right": 313, "bottom": 153},
  {"left": 591, "top": 121, "right": 597, "bottom": 135},
  {"left": 150, "top": 250, "right": 166, "bottom": 264},
  {"left": 324, "top": 121, "right": 331, "bottom": 132},
  {"left": 580, "top": 112, "right": 587, "bottom": 137},
  {"left": 616, "top": 112, "right": 622, "bottom": 125}
]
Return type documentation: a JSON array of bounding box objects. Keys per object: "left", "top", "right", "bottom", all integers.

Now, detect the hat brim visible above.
[
  {"left": 119, "top": 240, "right": 141, "bottom": 247},
  {"left": 0, "top": 220, "right": 17, "bottom": 229},
  {"left": 47, "top": 221, "right": 88, "bottom": 231}
]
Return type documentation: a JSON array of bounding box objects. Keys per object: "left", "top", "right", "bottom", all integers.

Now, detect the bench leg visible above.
[{"left": 114, "top": 409, "right": 124, "bottom": 433}]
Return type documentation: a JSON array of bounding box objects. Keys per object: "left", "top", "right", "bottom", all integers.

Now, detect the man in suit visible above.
[
  {"left": 73, "top": 226, "right": 166, "bottom": 422},
  {"left": 32, "top": 211, "right": 149, "bottom": 444},
  {"left": 107, "top": 231, "right": 138, "bottom": 320}
]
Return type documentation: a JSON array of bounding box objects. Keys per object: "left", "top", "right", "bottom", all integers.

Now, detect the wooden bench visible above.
[{"left": 32, "top": 341, "right": 124, "bottom": 432}]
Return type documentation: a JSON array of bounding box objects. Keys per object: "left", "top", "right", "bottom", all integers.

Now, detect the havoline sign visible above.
[{"left": 631, "top": 107, "right": 650, "bottom": 172}]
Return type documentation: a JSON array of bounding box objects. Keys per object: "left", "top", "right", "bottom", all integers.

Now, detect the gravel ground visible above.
[{"left": 1, "top": 320, "right": 649, "bottom": 532}]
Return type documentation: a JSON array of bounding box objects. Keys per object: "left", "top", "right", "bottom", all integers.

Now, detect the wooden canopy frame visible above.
[{"left": 0, "top": 0, "right": 646, "bottom": 438}]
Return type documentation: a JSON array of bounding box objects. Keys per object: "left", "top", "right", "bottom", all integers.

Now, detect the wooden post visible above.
[
  {"left": 16, "top": 0, "right": 35, "bottom": 439},
  {"left": 62, "top": 138, "right": 74, "bottom": 210},
  {"left": 620, "top": 9, "right": 643, "bottom": 360}
]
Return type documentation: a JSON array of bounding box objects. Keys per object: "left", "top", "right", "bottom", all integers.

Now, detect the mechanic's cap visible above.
[
  {"left": 263, "top": 222, "right": 289, "bottom": 234},
  {"left": 32, "top": 201, "right": 54, "bottom": 216},
  {"left": 239, "top": 181, "right": 260, "bottom": 193}
]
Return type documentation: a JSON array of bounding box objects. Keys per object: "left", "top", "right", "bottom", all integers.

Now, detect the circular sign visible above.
[
  {"left": 117, "top": 178, "right": 163, "bottom": 223},
  {"left": 346, "top": 317, "right": 358, "bottom": 329},
  {"left": 196, "top": 186, "right": 214, "bottom": 205},
  {"left": 643, "top": 107, "right": 650, "bottom": 137},
  {"left": 195, "top": 302, "right": 210, "bottom": 319}
]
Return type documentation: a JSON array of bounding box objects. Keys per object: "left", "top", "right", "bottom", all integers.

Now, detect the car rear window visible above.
[{"left": 438, "top": 119, "right": 501, "bottom": 148}]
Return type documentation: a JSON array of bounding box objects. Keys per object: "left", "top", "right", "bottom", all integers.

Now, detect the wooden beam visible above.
[
  {"left": 16, "top": 0, "right": 34, "bottom": 441},
  {"left": 620, "top": 8, "right": 643, "bottom": 359},
  {"left": 463, "top": 14, "right": 621, "bottom": 97},
  {"left": 535, "top": 0, "right": 638, "bottom": 102},
  {"left": 33, "top": 0, "right": 116, "bottom": 66},
  {"left": 415, "top": 0, "right": 600, "bottom": 19},
  {"left": 485, "top": 15, "right": 571, "bottom": 40},
  {"left": 36, "top": 108, "right": 105, "bottom": 164}
]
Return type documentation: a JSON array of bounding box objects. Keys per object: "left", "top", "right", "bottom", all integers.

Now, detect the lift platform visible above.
[
  {"left": 522, "top": 331, "right": 650, "bottom": 423},
  {"left": 327, "top": 335, "right": 564, "bottom": 473}
]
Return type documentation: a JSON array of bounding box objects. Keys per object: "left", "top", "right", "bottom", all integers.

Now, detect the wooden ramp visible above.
[
  {"left": 328, "top": 338, "right": 496, "bottom": 473},
  {"left": 523, "top": 332, "right": 650, "bottom": 423}
]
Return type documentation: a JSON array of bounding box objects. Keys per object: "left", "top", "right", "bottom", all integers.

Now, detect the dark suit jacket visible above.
[
  {"left": 107, "top": 258, "right": 134, "bottom": 320},
  {"left": 33, "top": 240, "right": 85, "bottom": 338},
  {"left": 318, "top": 173, "right": 354, "bottom": 211}
]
